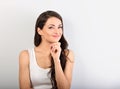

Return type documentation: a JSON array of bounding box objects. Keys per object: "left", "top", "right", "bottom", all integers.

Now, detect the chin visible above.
[
  {"left": 47, "top": 38, "right": 61, "bottom": 43},
  {"left": 51, "top": 41, "right": 59, "bottom": 43},
  {"left": 49, "top": 40, "right": 60, "bottom": 43}
]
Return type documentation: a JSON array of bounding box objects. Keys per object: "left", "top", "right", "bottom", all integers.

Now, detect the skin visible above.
[{"left": 19, "top": 17, "right": 74, "bottom": 89}]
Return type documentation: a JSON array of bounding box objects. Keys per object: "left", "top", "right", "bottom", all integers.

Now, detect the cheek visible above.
[
  {"left": 43, "top": 30, "right": 51, "bottom": 35},
  {"left": 59, "top": 29, "right": 63, "bottom": 34},
  {"left": 60, "top": 31, "right": 63, "bottom": 35},
  {"left": 60, "top": 32, "right": 63, "bottom": 38},
  {"left": 44, "top": 33, "right": 51, "bottom": 37}
]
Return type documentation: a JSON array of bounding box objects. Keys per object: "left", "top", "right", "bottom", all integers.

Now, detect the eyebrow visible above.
[{"left": 48, "top": 24, "right": 62, "bottom": 26}]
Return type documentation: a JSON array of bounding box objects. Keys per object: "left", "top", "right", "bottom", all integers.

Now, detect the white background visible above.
[{"left": 0, "top": 0, "right": 120, "bottom": 89}]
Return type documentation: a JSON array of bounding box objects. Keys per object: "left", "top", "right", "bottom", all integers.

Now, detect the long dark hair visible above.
[{"left": 34, "top": 10, "right": 68, "bottom": 89}]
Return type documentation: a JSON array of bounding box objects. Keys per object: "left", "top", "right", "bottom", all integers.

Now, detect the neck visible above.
[{"left": 35, "top": 41, "right": 52, "bottom": 56}]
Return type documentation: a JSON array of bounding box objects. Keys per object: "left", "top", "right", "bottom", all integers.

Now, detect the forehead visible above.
[{"left": 45, "top": 17, "right": 62, "bottom": 25}]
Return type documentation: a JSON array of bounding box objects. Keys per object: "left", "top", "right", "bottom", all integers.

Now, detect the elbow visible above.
[
  {"left": 58, "top": 82, "right": 71, "bottom": 89},
  {"left": 67, "top": 82, "right": 71, "bottom": 89},
  {"left": 65, "top": 80, "right": 71, "bottom": 89}
]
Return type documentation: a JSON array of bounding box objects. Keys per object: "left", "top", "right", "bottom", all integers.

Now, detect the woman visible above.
[{"left": 19, "top": 10, "right": 74, "bottom": 89}]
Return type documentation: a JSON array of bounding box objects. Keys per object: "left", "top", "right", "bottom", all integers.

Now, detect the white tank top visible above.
[{"left": 28, "top": 48, "right": 52, "bottom": 89}]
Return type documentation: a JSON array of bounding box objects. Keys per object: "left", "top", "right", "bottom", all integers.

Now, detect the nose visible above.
[{"left": 54, "top": 28, "right": 59, "bottom": 34}]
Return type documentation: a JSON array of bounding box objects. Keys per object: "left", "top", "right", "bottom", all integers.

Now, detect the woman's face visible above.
[{"left": 38, "top": 17, "right": 63, "bottom": 43}]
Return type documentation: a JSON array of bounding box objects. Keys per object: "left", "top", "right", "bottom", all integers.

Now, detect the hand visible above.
[{"left": 50, "top": 42, "right": 61, "bottom": 61}]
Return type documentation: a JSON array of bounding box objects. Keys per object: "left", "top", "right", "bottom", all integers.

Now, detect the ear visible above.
[{"left": 37, "top": 27, "right": 43, "bottom": 35}]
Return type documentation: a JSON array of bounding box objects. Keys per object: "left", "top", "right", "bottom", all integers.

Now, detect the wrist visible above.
[{"left": 53, "top": 58, "right": 60, "bottom": 64}]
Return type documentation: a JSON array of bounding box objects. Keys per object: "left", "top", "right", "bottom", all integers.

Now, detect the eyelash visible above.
[
  {"left": 48, "top": 26, "right": 63, "bottom": 29},
  {"left": 48, "top": 27, "right": 53, "bottom": 29},
  {"left": 58, "top": 26, "right": 63, "bottom": 29}
]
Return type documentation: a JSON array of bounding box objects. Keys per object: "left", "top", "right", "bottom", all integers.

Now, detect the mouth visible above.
[{"left": 52, "top": 35, "right": 60, "bottom": 38}]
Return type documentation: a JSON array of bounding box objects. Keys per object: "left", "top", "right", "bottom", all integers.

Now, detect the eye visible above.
[
  {"left": 48, "top": 26, "right": 54, "bottom": 29},
  {"left": 58, "top": 26, "right": 63, "bottom": 29}
]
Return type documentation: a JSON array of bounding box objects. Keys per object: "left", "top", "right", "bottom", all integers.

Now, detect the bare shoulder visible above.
[
  {"left": 65, "top": 49, "right": 74, "bottom": 63},
  {"left": 19, "top": 50, "right": 29, "bottom": 65}
]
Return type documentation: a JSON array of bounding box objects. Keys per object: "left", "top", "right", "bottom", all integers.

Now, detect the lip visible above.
[{"left": 52, "top": 35, "right": 60, "bottom": 38}]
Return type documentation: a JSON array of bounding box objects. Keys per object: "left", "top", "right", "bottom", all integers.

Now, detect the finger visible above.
[
  {"left": 55, "top": 49, "right": 57, "bottom": 53},
  {"left": 53, "top": 45, "right": 58, "bottom": 53},
  {"left": 50, "top": 45, "right": 57, "bottom": 53},
  {"left": 58, "top": 42, "right": 61, "bottom": 45}
]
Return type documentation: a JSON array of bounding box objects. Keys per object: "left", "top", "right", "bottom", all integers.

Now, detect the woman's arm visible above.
[
  {"left": 54, "top": 50, "right": 74, "bottom": 89},
  {"left": 50, "top": 42, "right": 74, "bottom": 89},
  {"left": 19, "top": 50, "right": 33, "bottom": 89}
]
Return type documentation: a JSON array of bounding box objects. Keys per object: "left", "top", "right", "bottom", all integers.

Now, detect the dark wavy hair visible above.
[{"left": 34, "top": 10, "right": 68, "bottom": 89}]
